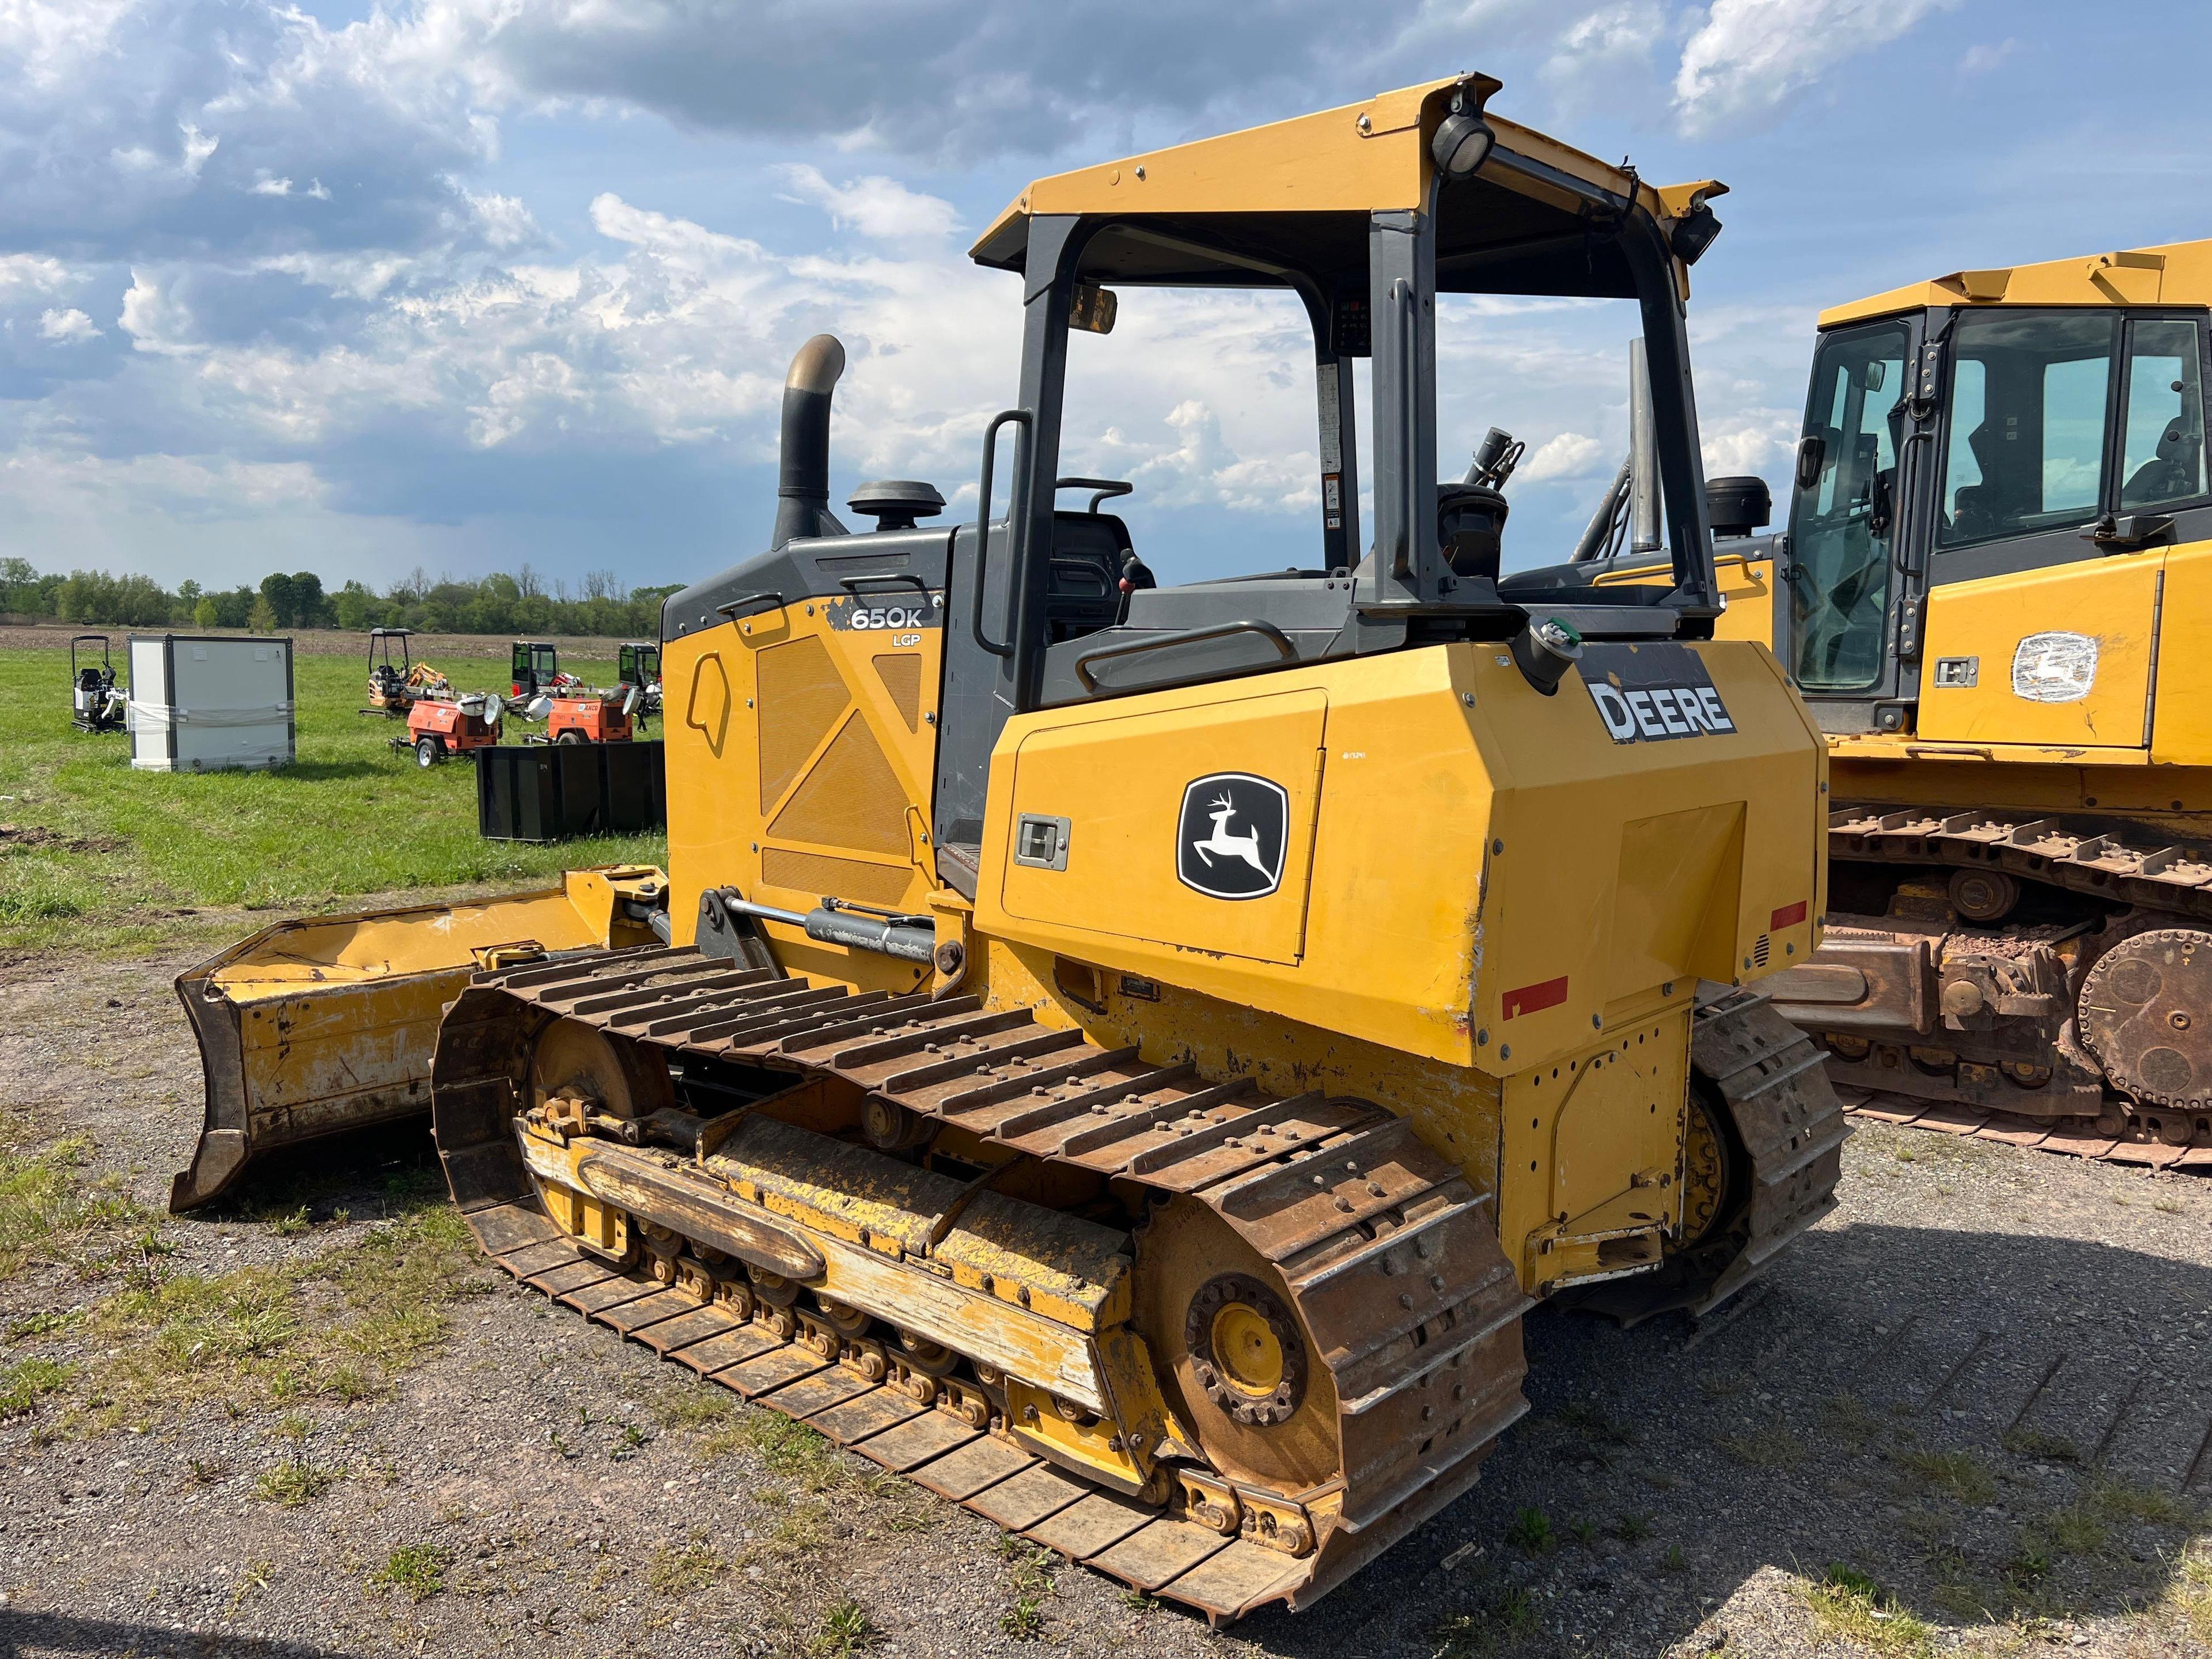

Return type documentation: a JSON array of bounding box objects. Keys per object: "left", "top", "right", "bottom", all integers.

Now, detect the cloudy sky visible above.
[{"left": 1, "top": 0, "right": 2203, "bottom": 595}]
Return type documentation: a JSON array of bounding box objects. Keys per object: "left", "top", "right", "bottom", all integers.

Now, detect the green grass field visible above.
[{"left": 0, "top": 641, "right": 666, "bottom": 956}]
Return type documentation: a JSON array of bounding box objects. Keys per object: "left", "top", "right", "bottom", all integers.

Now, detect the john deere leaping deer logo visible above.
[{"left": 1176, "top": 773, "right": 1289, "bottom": 900}]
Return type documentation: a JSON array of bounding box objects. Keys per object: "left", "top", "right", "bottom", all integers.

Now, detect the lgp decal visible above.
[
  {"left": 825, "top": 592, "right": 941, "bottom": 632},
  {"left": 2011, "top": 631, "right": 2096, "bottom": 704},
  {"left": 1581, "top": 642, "right": 1736, "bottom": 744},
  {"left": 1176, "top": 773, "right": 1288, "bottom": 900}
]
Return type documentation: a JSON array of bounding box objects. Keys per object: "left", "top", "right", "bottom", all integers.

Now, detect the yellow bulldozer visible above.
[
  {"left": 1537, "top": 238, "right": 2212, "bottom": 1171},
  {"left": 167, "top": 75, "right": 1842, "bottom": 1619}
]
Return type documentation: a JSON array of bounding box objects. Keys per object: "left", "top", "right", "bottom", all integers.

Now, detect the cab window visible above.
[
  {"left": 1938, "top": 311, "right": 2118, "bottom": 548},
  {"left": 2119, "top": 317, "right": 2209, "bottom": 510},
  {"left": 1788, "top": 319, "right": 1910, "bottom": 692}
]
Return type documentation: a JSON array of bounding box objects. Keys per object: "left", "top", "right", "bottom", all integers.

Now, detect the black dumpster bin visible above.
[{"left": 476, "top": 740, "right": 666, "bottom": 842}]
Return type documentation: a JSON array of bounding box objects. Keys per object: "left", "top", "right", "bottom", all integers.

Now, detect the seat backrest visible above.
[{"left": 1042, "top": 512, "right": 1131, "bottom": 643}]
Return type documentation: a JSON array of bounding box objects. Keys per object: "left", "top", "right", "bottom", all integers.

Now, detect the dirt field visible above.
[{"left": 2, "top": 937, "right": 2208, "bottom": 1659}]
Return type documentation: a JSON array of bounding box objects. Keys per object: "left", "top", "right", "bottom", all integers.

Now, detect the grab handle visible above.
[
  {"left": 1073, "top": 619, "right": 1297, "bottom": 694},
  {"left": 972, "top": 409, "right": 1033, "bottom": 660}
]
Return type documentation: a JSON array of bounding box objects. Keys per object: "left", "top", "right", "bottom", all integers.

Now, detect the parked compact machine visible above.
[
  {"left": 166, "top": 78, "right": 1840, "bottom": 1619},
  {"left": 539, "top": 679, "right": 645, "bottom": 745},
  {"left": 1764, "top": 240, "right": 2212, "bottom": 1165},
  {"left": 620, "top": 641, "right": 661, "bottom": 723},
  {"left": 516, "top": 642, "right": 660, "bottom": 745},
  {"left": 510, "top": 640, "right": 571, "bottom": 702},
  {"left": 363, "top": 627, "right": 451, "bottom": 715},
  {"left": 69, "top": 634, "right": 126, "bottom": 733}
]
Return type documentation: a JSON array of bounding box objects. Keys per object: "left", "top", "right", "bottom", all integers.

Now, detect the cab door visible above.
[
  {"left": 1782, "top": 316, "right": 1918, "bottom": 704},
  {"left": 1918, "top": 310, "right": 2209, "bottom": 749}
]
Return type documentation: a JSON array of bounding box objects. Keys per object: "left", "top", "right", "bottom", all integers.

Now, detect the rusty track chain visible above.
[
  {"left": 430, "top": 946, "right": 1533, "bottom": 1621},
  {"left": 1830, "top": 806, "right": 2212, "bottom": 921},
  {"left": 1828, "top": 806, "right": 2212, "bottom": 1160}
]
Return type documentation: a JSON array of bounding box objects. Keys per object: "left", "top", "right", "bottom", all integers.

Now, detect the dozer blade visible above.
[{"left": 171, "top": 870, "right": 666, "bottom": 1211}]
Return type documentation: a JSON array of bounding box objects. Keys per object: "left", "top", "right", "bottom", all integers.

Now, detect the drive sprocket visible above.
[{"left": 2079, "top": 928, "right": 2212, "bottom": 1110}]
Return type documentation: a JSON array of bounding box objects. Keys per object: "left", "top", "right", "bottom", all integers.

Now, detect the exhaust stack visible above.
[{"left": 772, "top": 334, "right": 849, "bottom": 550}]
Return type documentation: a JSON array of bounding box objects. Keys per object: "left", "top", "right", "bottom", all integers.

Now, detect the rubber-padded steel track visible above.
[{"left": 430, "top": 946, "right": 1533, "bottom": 1622}]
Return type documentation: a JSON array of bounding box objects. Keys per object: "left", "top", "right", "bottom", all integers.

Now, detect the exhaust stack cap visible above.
[
  {"left": 772, "top": 334, "right": 850, "bottom": 550},
  {"left": 849, "top": 480, "right": 946, "bottom": 532}
]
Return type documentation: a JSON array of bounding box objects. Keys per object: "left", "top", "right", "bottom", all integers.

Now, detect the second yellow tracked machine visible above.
[
  {"left": 1539, "top": 240, "right": 2212, "bottom": 1169},
  {"left": 171, "top": 77, "right": 1843, "bottom": 1619}
]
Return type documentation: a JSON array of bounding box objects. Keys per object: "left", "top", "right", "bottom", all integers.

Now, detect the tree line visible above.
[{"left": 0, "top": 559, "right": 681, "bottom": 640}]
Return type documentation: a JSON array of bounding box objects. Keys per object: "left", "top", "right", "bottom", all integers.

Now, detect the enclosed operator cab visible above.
[
  {"left": 1766, "top": 241, "right": 2212, "bottom": 1164},
  {"left": 1781, "top": 245, "right": 2212, "bottom": 756},
  {"left": 512, "top": 640, "right": 560, "bottom": 700}
]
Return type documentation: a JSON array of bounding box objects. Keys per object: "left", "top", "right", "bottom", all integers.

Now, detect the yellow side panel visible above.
[
  {"left": 1709, "top": 553, "right": 1775, "bottom": 644},
  {"left": 974, "top": 641, "right": 1823, "bottom": 1075},
  {"left": 2150, "top": 539, "right": 2212, "bottom": 765},
  {"left": 1593, "top": 550, "right": 1775, "bottom": 645},
  {"left": 999, "top": 689, "right": 1326, "bottom": 966},
  {"left": 660, "top": 600, "right": 942, "bottom": 991},
  {"left": 1497, "top": 1007, "right": 1688, "bottom": 1291},
  {"left": 1919, "top": 555, "right": 2161, "bottom": 748}
]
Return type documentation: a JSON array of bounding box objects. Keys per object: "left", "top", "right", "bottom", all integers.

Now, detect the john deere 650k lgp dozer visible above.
[{"left": 172, "top": 75, "right": 1843, "bottom": 1618}]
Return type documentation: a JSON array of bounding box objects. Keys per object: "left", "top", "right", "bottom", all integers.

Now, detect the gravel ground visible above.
[{"left": 2, "top": 941, "right": 2207, "bottom": 1659}]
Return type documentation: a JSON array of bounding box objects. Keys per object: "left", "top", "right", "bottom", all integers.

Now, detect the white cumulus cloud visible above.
[
  {"left": 1542, "top": 2, "right": 1668, "bottom": 113},
  {"left": 118, "top": 270, "right": 199, "bottom": 355},
  {"left": 776, "top": 166, "right": 960, "bottom": 243},
  {"left": 1674, "top": 0, "right": 1957, "bottom": 133},
  {"left": 37, "top": 306, "right": 99, "bottom": 341},
  {"left": 1520, "top": 431, "right": 1606, "bottom": 483},
  {"left": 249, "top": 173, "right": 332, "bottom": 199}
]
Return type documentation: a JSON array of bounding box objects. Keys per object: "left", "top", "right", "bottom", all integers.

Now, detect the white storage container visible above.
[{"left": 127, "top": 634, "right": 296, "bottom": 773}]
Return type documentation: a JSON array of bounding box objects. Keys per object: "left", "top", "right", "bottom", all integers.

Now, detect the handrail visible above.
[
  {"left": 836, "top": 573, "right": 932, "bottom": 595},
  {"left": 1072, "top": 618, "right": 1298, "bottom": 694},
  {"left": 713, "top": 590, "right": 785, "bottom": 620},
  {"left": 972, "top": 409, "right": 1032, "bottom": 660},
  {"left": 1393, "top": 277, "right": 1420, "bottom": 580},
  {"left": 1055, "top": 476, "right": 1132, "bottom": 514}
]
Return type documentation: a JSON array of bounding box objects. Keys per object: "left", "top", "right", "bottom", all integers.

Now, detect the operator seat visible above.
[
  {"left": 1043, "top": 509, "right": 1137, "bottom": 643},
  {"left": 2122, "top": 416, "right": 2202, "bottom": 509},
  {"left": 1948, "top": 422, "right": 2006, "bottom": 539}
]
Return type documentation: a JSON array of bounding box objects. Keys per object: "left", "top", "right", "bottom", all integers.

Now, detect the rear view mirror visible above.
[
  {"left": 1862, "top": 360, "right": 1887, "bottom": 392},
  {"left": 1796, "top": 433, "right": 1828, "bottom": 491},
  {"left": 1068, "top": 282, "right": 1118, "bottom": 335}
]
